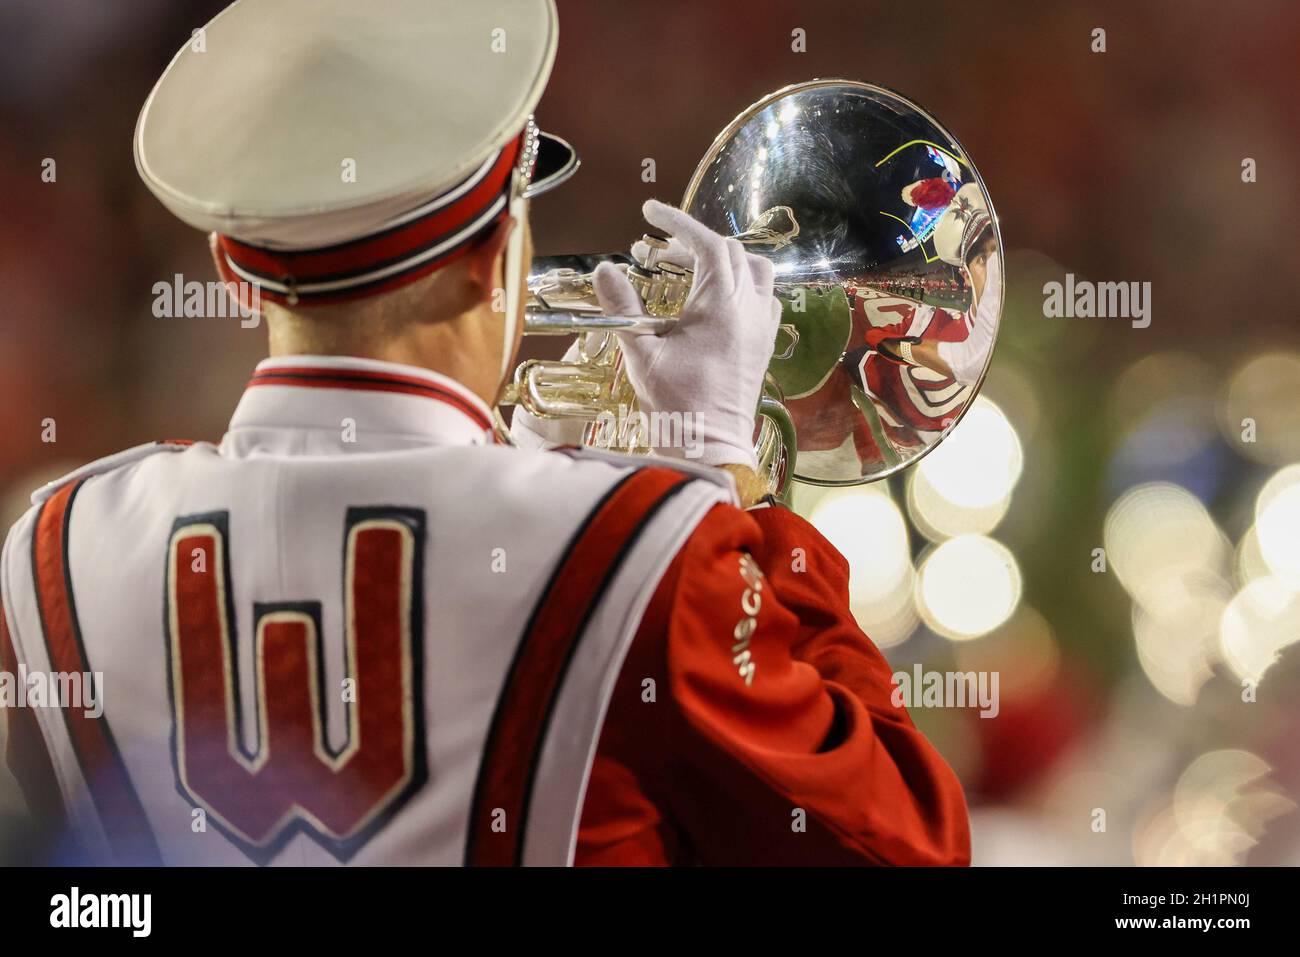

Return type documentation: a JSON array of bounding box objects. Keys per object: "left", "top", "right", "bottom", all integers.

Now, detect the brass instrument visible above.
[{"left": 501, "top": 79, "right": 1003, "bottom": 500}]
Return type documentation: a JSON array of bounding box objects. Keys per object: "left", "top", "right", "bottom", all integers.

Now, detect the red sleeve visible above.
[{"left": 577, "top": 502, "right": 970, "bottom": 866}]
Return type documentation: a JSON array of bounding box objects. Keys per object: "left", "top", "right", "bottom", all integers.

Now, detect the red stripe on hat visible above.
[
  {"left": 229, "top": 236, "right": 495, "bottom": 310},
  {"left": 218, "top": 132, "right": 524, "bottom": 307}
]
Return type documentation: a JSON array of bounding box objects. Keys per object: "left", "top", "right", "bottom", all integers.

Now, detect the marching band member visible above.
[{"left": 0, "top": 0, "right": 968, "bottom": 866}]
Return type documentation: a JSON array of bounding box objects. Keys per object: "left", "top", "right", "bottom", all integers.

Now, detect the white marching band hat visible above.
[
  {"left": 932, "top": 183, "right": 992, "bottom": 268},
  {"left": 134, "top": 0, "right": 576, "bottom": 310}
]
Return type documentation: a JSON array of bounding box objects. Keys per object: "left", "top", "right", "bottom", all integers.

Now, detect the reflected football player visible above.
[{"left": 838, "top": 182, "right": 1002, "bottom": 464}]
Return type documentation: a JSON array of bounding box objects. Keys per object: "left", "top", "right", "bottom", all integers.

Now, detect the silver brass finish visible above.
[{"left": 507, "top": 79, "right": 1003, "bottom": 494}]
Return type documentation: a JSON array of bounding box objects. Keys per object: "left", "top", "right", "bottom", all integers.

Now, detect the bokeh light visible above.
[
  {"left": 1130, "top": 574, "right": 1228, "bottom": 706},
  {"left": 1221, "top": 353, "right": 1300, "bottom": 465},
  {"left": 908, "top": 468, "right": 1011, "bottom": 541},
  {"left": 980, "top": 361, "right": 1041, "bottom": 443},
  {"left": 1255, "top": 463, "right": 1300, "bottom": 585},
  {"left": 1234, "top": 525, "right": 1273, "bottom": 589},
  {"left": 808, "top": 486, "right": 917, "bottom": 647},
  {"left": 1218, "top": 576, "right": 1300, "bottom": 684},
  {"left": 907, "top": 396, "right": 1024, "bottom": 543},
  {"left": 1134, "top": 751, "right": 1293, "bottom": 866},
  {"left": 913, "top": 397, "right": 1023, "bottom": 514},
  {"left": 1103, "top": 482, "right": 1229, "bottom": 612},
  {"left": 916, "top": 535, "right": 1022, "bottom": 640}
]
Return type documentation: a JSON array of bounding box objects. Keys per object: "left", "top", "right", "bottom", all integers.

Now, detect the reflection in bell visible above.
[
  {"left": 513, "top": 79, "right": 1004, "bottom": 491},
  {"left": 684, "top": 80, "right": 1003, "bottom": 485}
]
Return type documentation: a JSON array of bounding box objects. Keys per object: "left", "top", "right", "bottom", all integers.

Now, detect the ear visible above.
[{"left": 462, "top": 216, "right": 517, "bottom": 301}]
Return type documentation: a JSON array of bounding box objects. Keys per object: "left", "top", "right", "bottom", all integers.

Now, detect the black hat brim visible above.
[{"left": 524, "top": 130, "right": 580, "bottom": 199}]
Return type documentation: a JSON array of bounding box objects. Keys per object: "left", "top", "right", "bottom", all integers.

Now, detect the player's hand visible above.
[{"left": 592, "top": 200, "right": 782, "bottom": 468}]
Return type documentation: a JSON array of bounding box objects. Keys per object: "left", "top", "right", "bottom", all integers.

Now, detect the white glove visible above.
[
  {"left": 938, "top": 251, "right": 1001, "bottom": 386},
  {"left": 592, "top": 199, "right": 782, "bottom": 468}
]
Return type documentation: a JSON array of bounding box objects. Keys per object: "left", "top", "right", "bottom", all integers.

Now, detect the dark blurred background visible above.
[{"left": 2, "top": 0, "right": 1299, "bottom": 865}]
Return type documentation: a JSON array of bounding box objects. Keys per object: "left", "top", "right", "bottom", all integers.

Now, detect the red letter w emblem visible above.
[{"left": 165, "top": 508, "right": 426, "bottom": 863}]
